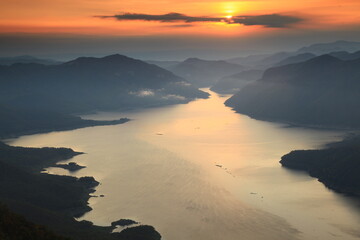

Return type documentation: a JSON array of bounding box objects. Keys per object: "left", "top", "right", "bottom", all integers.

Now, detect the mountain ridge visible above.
[{"left": 225, "top": 54, "right": 360, "bottom": 128}]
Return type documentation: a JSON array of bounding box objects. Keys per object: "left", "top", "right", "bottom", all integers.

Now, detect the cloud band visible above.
[{"left": 97, "top": 12, "right": 303, "bottom": 28}]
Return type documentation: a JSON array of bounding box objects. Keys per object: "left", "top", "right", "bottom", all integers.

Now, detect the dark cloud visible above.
[
  {"left": 233, "top": 14, "right": 303, "bottom": 28},
  {"left": 98, "top": 12, "right": 222, "bottom": 23},
  {"left": 97, "top": 12, "right": 303, "bottom": 28},
  {"left": 162, "top": 24, "right": 194, "bottom": 28}
]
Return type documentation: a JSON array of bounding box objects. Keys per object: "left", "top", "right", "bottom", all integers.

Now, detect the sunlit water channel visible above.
[{"left": 8, "top": 90, "right": 360, "bottom": 240}]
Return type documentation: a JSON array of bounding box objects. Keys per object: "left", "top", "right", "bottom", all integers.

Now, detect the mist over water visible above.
[{"left": 8, "top": 90, "right": 360, "bottom": 240}]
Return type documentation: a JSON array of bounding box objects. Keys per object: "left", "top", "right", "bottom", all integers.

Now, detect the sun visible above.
[{"left": 226, "top": 15, "right": 233, "bottom": 19}]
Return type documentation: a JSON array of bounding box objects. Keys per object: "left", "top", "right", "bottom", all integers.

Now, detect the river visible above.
[{"left": 7, "top": 90, "right": 360, "bottom": 240}]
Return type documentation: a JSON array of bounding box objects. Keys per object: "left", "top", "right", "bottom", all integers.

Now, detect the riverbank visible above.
[
  {"left": 280, "top": 135, "right": 360, "bottom": 198},
  {"left": 8, "top": 90, "right": 360, "bottom": 240},
  {"left": 0, "top": 107, "right": 130, "bottom": 139},
  {"left": 0, "top": 141, "right": 161, "bottom": 240}
]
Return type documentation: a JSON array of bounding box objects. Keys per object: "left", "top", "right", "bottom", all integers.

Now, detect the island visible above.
[
  {"left": 112, "top": 219, "right": 139, "bottom": 227},
  {"left": 280, "top": 135, "right": 360, "bottom": 198},
  {"left": 55, "top": 162, "right": 86, "bottom": 172}
]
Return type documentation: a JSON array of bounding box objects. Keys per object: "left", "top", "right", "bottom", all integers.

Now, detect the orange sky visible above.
[
  {"left": 0, "top": 0, "right": 359, "bottom": 60},
  {"left": 0, "top": 0, "right": 359, "bottom": 36}
]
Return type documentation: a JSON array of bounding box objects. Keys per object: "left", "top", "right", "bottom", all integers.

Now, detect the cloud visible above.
[
  {"left": 98, "top": 12, "right": 222, "bottom": 23},
  {"left": 162, "top": 24, "right": 194, "bottom": 28},
  {"left": 97, "top": 12, "right": 303, "bottom": 28},
  {"left": 233, "top": 14, "right": 303, "bottom": 28}
]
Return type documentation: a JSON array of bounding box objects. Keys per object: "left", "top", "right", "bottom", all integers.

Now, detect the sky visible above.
[{"left": 0, "top": 0, "right": 359, "bottom": 60}]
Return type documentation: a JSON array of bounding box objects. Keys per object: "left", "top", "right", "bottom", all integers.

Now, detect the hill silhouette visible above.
[
  {"left": 280, "top": 135, "right": 360, "bottom": 197},
  {"left": 0, "top": 54, "right": 208, "bottom": 114},
  {"left": 225, "top": 55, "right": 360, "bottom": 128}
]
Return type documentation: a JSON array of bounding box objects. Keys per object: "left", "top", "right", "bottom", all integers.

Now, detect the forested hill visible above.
[{"left": 225, "top": 55, "right": 360, "bottom": 128}]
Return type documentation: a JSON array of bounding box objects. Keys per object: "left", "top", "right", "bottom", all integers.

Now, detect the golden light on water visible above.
[{"left": 9, "top": 90, "right": 359, "bottom": 240}]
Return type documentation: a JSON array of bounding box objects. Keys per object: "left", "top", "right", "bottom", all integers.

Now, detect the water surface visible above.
[{"left": 8, "top": 90, "right": 360, "bottom": 240}]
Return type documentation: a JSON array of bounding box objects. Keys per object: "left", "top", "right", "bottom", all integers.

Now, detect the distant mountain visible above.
[
  {"left": 210, "top": 70, "right": 263, "bottom": 94},
  {"left": 297, "top": 40, "right": 360, "bottom": 55},
  {"left": 225, "top": 54, "right": 272, "bottom": 67},
  {"left": 224, "top": 41, "right": 360, "bottom": 70},
  {"left": 168, "top": 58, "right": 245, "bottom": 87},
  {"left": 274, "top": 53, "right": 316, "bottom": 67},
  {"left": 256, "top": 52, "right": 295, "bottom": 67},
  {"left": 0, "top": 55, "right": 60, "bottom": 66},
  {"left": 0, "top": 54, "right": 208, "bottom": 114},
  {"left": 146, "top": 60, "right": 180, "bottom": 69},
  {"left": 225, "top": 52, "right": 307, "bottom": 70},
  {"left": 329, "top": 50, "right": 360, "bottom": 60},
  {"left": 225, "top": 55, "right": 360, "bottom": 128}
]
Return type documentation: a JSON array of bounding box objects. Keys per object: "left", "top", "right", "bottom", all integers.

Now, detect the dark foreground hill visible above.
[
  {"left": 0, "top": 204, "right": 69, "bottom": 240},
  {"left": 225, "top": 55, "right": 360, "bottom": 128},
  {"left": 280, "top": 135, "right": 360, "bottom": 197},
  {"left": 0, "top": 142, "right": 161, "bottom": 240}
]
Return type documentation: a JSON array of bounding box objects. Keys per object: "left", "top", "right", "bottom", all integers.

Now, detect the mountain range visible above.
[
  {"left": 0, "top": 55, "right": 60, "bottom": 66},
  {"left": 0, "top": 54, "right": 208, "bottom": 113},
  {"left": 0, "top": 54, "right": 208, "bottom": 138},
  {"left": 224, "top": 40, "right": 360, "bottom": 69}
]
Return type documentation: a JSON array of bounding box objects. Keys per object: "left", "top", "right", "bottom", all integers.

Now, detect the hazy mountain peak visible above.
[
  {"left": 169, "top": 57, "right": 244, "bottom": 87},
  {"left": 101, "top": 54, "right": 133, "bottom": 61},
  {"left": 297, "top": 40, "right": 360, "bottom": 55},
  {"left": 329, "top": 50, "right": 360, "bottom": 61},
  {"left": 274, "top": 53, "right": 316, "bottom": 66},
  {"left": 183, "top": 57, "right": 204, "bottom": 63},
  {"left": 0, "top": 55, "right": 60, "bottom": 66},
  {"left": 64, "top": 54, "right": 141, "bottom": 66},
  {"left": 306, "top": 54, "right": 341, "bottom": 64}
]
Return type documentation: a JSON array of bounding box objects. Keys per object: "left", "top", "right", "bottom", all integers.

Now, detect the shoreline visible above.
[
  {"left": 280, "top": 135, "right": 360, "bottom": 199},
  {"left": 0, "top": 121, "right": 162, "bottom": 239},
  {"left": 225, "top": 103, "right": 360, "bottom": 132},
  {"left": 0, "top": 118, "right": 130, "bottom": 141},
  {"left": 224, "top": 103, "right": 360, "bottom": 200}
]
